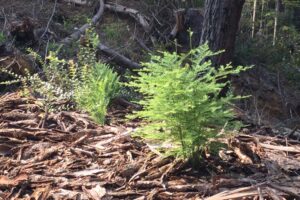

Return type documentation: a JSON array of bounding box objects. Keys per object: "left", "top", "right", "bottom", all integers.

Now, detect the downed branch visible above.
[
  {"left": 62, "top": 0, "right": 88, "bottom": 6},
  {"left": 97, "top": 43, "right": 141, "bottom": 70},
  {"left": 60, "top": 0, "right": 104, "bottom": 44},
  {"left": 105, "top": 3, "right": 151, "bottom": 33},
  {"left": 60, "top": 0, "right": 141, "bottom": 70}
]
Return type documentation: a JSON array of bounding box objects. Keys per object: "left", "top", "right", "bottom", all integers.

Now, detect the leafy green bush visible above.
[
  {"left": 0, "top": 50, "right": 74, "bottom": 109},
  {"left": 128, "top": 44, "right": 247, "bottom": 158}
]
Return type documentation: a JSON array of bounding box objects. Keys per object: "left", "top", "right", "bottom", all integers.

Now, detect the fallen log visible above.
[{"left": 97, "top": 43, "right": 141, "bottom": 70}]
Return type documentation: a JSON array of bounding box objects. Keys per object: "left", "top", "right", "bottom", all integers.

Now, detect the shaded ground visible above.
[{"left": 0, "top": 92, "right": 300, "bottom": 200}]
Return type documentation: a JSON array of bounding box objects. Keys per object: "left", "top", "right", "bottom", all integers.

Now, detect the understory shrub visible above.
[
  {"left": 128, "top": 44, "right": 247, "bottom": 158},
  {"left": 0, "top": 28, "right": 119, "bottom": 124}
]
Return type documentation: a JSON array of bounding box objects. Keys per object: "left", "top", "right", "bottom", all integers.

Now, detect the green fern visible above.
[
  {"left": 127, "top": 43, "right": 249, "bottom": 158},
  {"left": 75, "top": 62, "right": 120, "bottom": 124}
]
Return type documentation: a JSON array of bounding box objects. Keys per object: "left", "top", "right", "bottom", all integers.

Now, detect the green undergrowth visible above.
[
  {"left": 0, "top": 32, "right": 6, "bottom": 44},
  {"left": 0, "top": 27, "right": 119, "bottom": 124},
  {"left": 128, "top": 43, "right": 249, "bottom": 159}
]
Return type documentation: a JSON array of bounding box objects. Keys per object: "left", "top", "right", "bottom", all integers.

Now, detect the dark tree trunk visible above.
[
  {"left": 200, "top": 0, "right": 245, "bottom": 66},
  {"left": 292, "top": 6, "right": 300, "bottom": 31}
]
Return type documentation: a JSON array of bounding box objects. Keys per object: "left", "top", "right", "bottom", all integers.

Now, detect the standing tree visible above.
[
  {"left": 251, "top": 0, "right": 258, "bottom": 38},
  {"left": 273, "top": 0, "right": 280, "bottom": 46},
  {"left": 200, "top": 0, "right": 245, "bottom": 66}
]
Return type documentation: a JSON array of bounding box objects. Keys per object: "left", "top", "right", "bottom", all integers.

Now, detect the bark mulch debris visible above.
[{"left": 0, "top": 92, "right": 300, "bottom": 200}]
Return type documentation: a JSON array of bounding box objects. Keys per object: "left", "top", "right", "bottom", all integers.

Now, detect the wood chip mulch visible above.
[{"left": 0, "top": 92, "right": 300, "bottom": 200}]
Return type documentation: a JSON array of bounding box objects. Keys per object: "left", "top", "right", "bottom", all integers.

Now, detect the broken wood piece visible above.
[
  {"left": 82, "top": 184, "right": 106, "bottom": 200},
  {"left": 233, "top": 147, "right": 253, "bottom": 164},
  {"left": 0, "top": 128, "right": 42, "bottom": 140},
  {"left": 71, "top": 169, "right": 107, "bottom": 177},
  {"left": 268, "top": 183, "right": 300, "bottom": 198},
  {"left": 62, "top": 0, "right": 88, "bottom": 5},
  {"left": 35, "top": 146, "right": 59, "bottom": 162},
  {"left": 204, "top": 185, "right": 267, "bottom": 200},
  {"left": 168, "top": 184, "right": 208, "bottom": 192},
  {"left": 133, "top": 180, "right": 162, "bottom": 189},
  {"left": 1, "top": 112, "right": 37, "bottom": 121},
  {"left": 70, "top": 147, "right": 95, "bottom": 158},
  {"left": 259, "top": 142, "right": 300, "bottom": 153},
  {"left": 0, "top": 174, "right": 28, "bottom": 189},
  {"left": 93, "top": 128, "right": 133, "bottom": 147}
]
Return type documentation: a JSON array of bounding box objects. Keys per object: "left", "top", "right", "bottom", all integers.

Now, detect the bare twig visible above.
[
  {"left": 1, "top": 8, "right": 8, "bottom": 33},
  {"left": 40, "top": 0, "right": 57, "bottom": 40}
]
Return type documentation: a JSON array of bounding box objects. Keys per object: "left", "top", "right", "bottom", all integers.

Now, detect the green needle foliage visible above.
[{"left": 128, "top": 44, "right": 248, "bottom": 158}]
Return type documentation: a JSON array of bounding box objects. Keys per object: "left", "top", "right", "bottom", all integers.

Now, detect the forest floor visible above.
[
  {"left": 1, "top": 93, "right": 300, "bottom": 199},
  {"left": 1, "top": 0, "right": 300, "bottom": 199}
]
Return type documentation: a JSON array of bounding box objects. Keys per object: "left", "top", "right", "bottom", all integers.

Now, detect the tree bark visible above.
[
  {"left": 200, "top": 0, "right": 245, "bottom": 66},
  {"left": 251, "top": 0, "right": 257, "bottom": 38},
  {"left": 259, "top": 0, "right": 265, "bottom": 35},
  {"left": 273, "top": 0, "right": 280, "bottom": 46}
]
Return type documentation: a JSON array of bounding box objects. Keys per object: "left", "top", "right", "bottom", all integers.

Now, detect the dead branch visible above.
[
  {"left": 60, "top": 0, "right": 104, "bottom": 44},
  {"left": 59, "top": 0, "right": 141, "bottom": 70},
  {"left": 97, "top": 43, "right": 141, "bottom": 69},
  {"left": 62, "top": 0, "right": 88, "bottom": 5},
  {"left": 105, "top": 3, "right": 151, "bottom": 33},
  {"left": 40, "top": 0, "right": 57, "bottom": 40}
]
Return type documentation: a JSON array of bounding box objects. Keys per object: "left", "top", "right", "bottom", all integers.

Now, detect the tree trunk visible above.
[
  {"left": 273, "top": 0, "right": 280, "bottom": 46},
  {"left": 200, "top": 0, "right": 245, "bottom": 66},
  {"left": 292, "top": 6, "right": 300, "bottom": 31},
  {"left": 251, "top": 0, "right": 257, "bottom": 38},
  {"left": 259, "top": 0, "right": 265, "bottom": 35}
]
